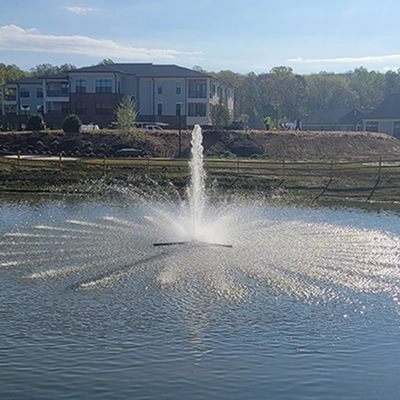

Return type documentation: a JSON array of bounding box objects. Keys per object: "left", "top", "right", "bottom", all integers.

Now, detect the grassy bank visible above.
[{"left": 1, "top": 155, "right": 400, "bottom": 205}]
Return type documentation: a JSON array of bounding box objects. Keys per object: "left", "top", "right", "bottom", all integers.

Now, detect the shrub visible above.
[
  {"left": 26, "top": 115, "right": 44, "bottom": 131},
  {"left": 62, "top": 114, "right": 81, "bottom": 134},
  {"left": 116, "top": 96, "right": 137, "bottom": 136}
]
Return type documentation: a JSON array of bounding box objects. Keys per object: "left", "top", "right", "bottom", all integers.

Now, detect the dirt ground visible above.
[{"left": 1, "top": 129, "right": 400, "bottom": 161}]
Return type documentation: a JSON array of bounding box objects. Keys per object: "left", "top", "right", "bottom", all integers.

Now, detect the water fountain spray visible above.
[{"left": 153, "top": 125, "right": 232, "bottom": 248}]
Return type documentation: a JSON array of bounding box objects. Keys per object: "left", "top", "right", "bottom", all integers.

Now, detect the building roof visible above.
[
  {"left": 363, "top": 93, "right": 400, "bottom": 119},
  {"left": 69, "top": 63, "right": 210, "bottom": 78},
  {"left": 338, "top": 108, "right": 365, "bottom": 124},
  {"left": 5, "top": 76, "right": 43, "bottom": 85}
]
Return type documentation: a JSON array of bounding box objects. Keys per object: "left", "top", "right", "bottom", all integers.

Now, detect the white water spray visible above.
[{"left": 187, "top": 125, "right": 207, "bottom": 239}]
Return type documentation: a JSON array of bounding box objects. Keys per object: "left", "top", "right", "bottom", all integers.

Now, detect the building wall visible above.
[
  {"left": 138, "top": 78, "right": 153, "bottom": 116},
  {"left": 18, "top": 84, "right": 44, "bottom": 115},
  {"left": 69, "top": 72, "right": 118, "bottom": 94},
  {"left": 362, "top": 119, "right": 400, "bottom": 136},
  {"left": 70, "top": 93, "right": 122, "bottom": 127},
  {"left": 154, "top": 77, "right": 186, "bottom": 116}
]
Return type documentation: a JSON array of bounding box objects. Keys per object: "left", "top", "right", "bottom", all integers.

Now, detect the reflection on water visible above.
[{"left": 0, "top": 195, "right": 400, "bottom": 399}]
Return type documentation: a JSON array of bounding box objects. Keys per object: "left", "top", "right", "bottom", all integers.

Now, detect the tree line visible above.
[
  {"left": 206, "top": 66, "right": 400, "bottom": 128},
  {"left": 2, "top": 62, "right": 400, "bottom": 128}
]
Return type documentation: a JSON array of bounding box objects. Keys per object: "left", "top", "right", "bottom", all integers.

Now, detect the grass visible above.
[{"left": 1, "top": 155, "right": 400, "bottom": 203}]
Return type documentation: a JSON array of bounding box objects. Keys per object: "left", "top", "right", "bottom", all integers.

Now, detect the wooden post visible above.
[
  {"left": 282, "top": 158, "right": 286, "bottom": 180},
  {"left": 236, "top": 159, "right": 240, "bottom": 174},
  {"left": 103, "top": 156, "right": 107, "bottom": 177},
  {"left": 17, "top": 151, "right": 21, "bottom": 168},
  {"left": 378, "top": 156, "right": 382, "bottom": 180},
  {"left": 367, "top": 157, "right": 382, "bottom": 201},
  {"left": 58, "top": 153, "right": 62, "bottom": 174},
  {"left": 147, "top": 157, "right": 150, "bottom": 174}
]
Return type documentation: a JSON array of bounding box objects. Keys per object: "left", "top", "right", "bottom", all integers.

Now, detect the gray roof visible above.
[
  {"left": 5, "top": 76, "right": 43, "bottom": 85},
  {"left": 69, "top": 63, "right": 210, "bottom": 78},
  {"left": 363, "top": 93, "right": 400, "bottom": 119},
  {"left": 338, "top": 108, "right": 365, "bottom": 124}
]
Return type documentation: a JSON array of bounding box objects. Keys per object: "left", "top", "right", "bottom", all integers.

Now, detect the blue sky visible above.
[{"left": 1, "top": 0, "right": 400, "bottom": 74}]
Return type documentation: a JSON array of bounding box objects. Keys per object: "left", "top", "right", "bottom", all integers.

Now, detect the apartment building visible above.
[{"left": 1, "top": 63, "right": 234, "bottom": 129}]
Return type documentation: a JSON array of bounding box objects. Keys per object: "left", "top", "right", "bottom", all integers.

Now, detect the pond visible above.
[{"left": 0, "top": 194, "right": 400, "bottom": 400}]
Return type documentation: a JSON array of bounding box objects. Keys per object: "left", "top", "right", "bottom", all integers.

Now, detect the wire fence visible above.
[{"left": 1, "top": 154, "right": 400, "bottom": 201}]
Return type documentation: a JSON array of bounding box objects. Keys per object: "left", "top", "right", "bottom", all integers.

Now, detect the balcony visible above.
[{"left": 46, "top": 90, "right": 69, "bottom": 97}]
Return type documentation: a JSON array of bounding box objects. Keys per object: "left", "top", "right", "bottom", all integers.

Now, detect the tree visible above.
[
  {"left": 211, "top": 96, "right": 231, "bottom": 131},
  {"left": 30, "top": 63, "right": 76, "bottom": 77},
  {"left": 62, "top": 114, "right": 81, "bottom": 133},
  {"left": 98, "top": 59, "right": 114, "bottom": 65},
  {"left": 27, "top": 115, "right": 44, "bottom": 131},
  {"left": 116, "top": 96, "right": 137, "bottom": 135}
]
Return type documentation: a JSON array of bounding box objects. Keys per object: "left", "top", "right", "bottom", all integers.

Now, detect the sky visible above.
[{"left": 1, "top": 0, "right": 400, "bottom": 74}]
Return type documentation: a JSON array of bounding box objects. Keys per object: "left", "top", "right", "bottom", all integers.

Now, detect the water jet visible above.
[{"left": 153, "top": 124, "right": 232, "bottom": 248}]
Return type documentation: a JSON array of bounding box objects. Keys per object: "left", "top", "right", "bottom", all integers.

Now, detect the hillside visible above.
[{"left": 1, "top": 129, "right": 400, "bottom": 161}]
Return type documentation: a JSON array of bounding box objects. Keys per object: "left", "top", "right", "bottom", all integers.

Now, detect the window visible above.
[
  {"left": 36, "top": 88, "right": 43, "bottom": 98},
  {"left": 75, "top": 79, "right": 87, "bottom": 93},
  {"left": 176, "top": 83, "right": 182, "bottom": 95},
  {"left": 47, "top": 102, "right": 69, "bottom": 114},
  {"left": 95, "top": 79, "right": 112, "bottom": 93},
  {"left": 46, "top": 82, "right": 69, "bottom": 97},
  {"left": 95, "top": 102, "right": 113, "bottom": 115},
  {"left": 4, "top": 87, "right": 16, "bottom": 101},
  {"left": 188, "top": 103, "right": 206, "bottom": 117},
  {"left": 75, "top": 102, "right": 87, "bottom": 115},
  {"left": 176, "top": 103, "right": 182, "bottom": 116},
  {"left": 157, "top": 85, "right": 163, "bottom": 95},
  {"left": 189, "top": 82, "right": 207, "bottom": 98},
  {"left": 61, "top": 83, "right": 69, "bottom": 95},
  {"left": 157, "top": 103, "right": 163, "bottom": 116},
  {"left": 394, "top": 121, "right": 400, "bottom": 138},
  {"left": 20, "top": 88, "right": 30, "bottom": 98},
  {"left": 4, "top": 104, "right": 17, "bottom": 114},
  {"left": 365, "top": 121, "right": 379, "bottom": 132}
]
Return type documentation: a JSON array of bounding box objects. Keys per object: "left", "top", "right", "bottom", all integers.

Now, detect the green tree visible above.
[
  {"left": 116, "top": 96, "right": 137, "bottom": 135},
  {"left": 62, "top": 114, "right": 81, "bottom": 134},
  {"left": 27, "top": 115, "right": 44, "bottom": 131},
  {"left": 30, "top": 63, "right": 76, "bottom": 77},
  {"left": 98, "top": 59, "right": 114, "bottom": 65}
]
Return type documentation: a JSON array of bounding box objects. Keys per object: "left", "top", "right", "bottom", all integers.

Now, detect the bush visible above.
[
  {"left": 62, "top": 114, "right": 81, "bottom": 134},
  {"left": 27, "top": 115, "right": 44, "bottom": 131}
]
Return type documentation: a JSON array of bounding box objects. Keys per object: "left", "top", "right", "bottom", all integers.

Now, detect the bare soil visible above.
[{"left": 1, "top": 129, "right": 400, "bottom": 161}]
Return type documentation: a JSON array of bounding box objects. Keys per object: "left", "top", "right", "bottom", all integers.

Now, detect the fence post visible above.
[
  {"left": 103, "top": 156, "right": 107, "bottom": 177},
  {"left": 17, "top": 151, "right": 21, "bottom": 168},
  {"left": 367, "top": 157, "right": 382, "bottom": 201},
  {"left": 147, "top": 157, "right": 150, "bottom": 174},
  {"left": 58, "top": 153, "right": 62, "bottom": 175},
  {"left": 236, "top": 159, "right": 240, "bottom": 174}
]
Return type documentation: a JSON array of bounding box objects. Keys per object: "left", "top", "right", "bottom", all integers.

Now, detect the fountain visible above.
[{"left": 153, "top": 124, "right": 232, "bottom": 248}]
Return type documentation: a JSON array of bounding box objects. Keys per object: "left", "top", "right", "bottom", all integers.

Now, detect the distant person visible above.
[
  {"left": 264, "top": 115, "right": 272, "bottom": 131},
  {"left": 295, "top": 119, "right": 302, "bottom": 131}
]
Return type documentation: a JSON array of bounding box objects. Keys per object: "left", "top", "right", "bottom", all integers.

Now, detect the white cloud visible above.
[
  {"left": 65, "top": 6, "right": 95, "bottom": 15},
  {"left": 288, "top": 54, "right": 400, "bottom": 65},
  {"left": 0, "top": 24, "right": 200, "bottom": 61}
]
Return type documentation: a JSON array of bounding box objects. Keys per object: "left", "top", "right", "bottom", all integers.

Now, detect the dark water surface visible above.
[{"left": 1, "top": 195, "right": 400, "bottom": 399}]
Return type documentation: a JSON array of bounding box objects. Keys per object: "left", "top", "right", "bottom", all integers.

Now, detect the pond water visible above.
[{"left": 0, "top": 194, "right": 400, "bottom": 400}]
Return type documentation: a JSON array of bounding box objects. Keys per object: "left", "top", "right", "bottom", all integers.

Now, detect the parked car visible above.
[{"left": 144, "top": 124, "right": 163, "bottom": 131}]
